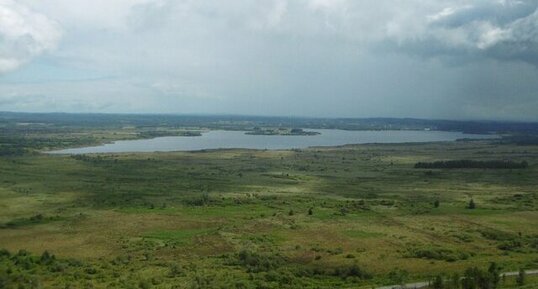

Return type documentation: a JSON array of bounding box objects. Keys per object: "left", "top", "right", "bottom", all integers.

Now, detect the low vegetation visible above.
[
  {"left": 414, "top": 160, "right": 529, "bottom": 169},
  {"left": 0, "top": 115, "right": 537, "bottom": 288},
  {"left": 426, "top": 263, "right": 537, "bottom": 289}
]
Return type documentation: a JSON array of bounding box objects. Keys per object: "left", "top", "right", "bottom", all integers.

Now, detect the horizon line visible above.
[{"left": 1, "top": 110, "right": 538, "bottom": 124}]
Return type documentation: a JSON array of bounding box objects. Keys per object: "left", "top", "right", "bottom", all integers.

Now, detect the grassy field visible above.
[{"left": 1, "top": 139, "right": 538, "bottom": 288}]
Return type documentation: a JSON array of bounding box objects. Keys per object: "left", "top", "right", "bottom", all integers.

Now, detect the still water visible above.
[{"left": 49, "top": 130, "right": 496, "bottom": 154}]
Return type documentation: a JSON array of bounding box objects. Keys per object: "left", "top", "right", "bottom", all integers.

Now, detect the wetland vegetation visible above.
[{"left": 1, "top": 112, "right": 538, "bottom": 288}]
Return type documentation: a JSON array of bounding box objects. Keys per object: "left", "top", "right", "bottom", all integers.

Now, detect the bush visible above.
[
  {"left": 497, "top": 240, "right": 522, "bottom": 251},
  {"left": 461, "top": 266, "right": 499, "bottom": 289},
  {"left": 333, "top": 263, "right": 371, "bottom": 279},
  {"left": 387, "top": 269, "right": 409, "bottom": 285},
  {"left": 232, "top": 250, "right": 285, "bottom": 273},
  {"left": 0, "top": 249, "right": 10, "bottom": 258},
  {"left": 432, "top": 275, "right": 444, "bottom": 289},
  {"left": 40, "top": 250, "right": 56, "bottom": 265},
  {"left": 468, "top": 199, "right": 476, "bottom": 209},
  {"left": 168, "top": 263, "right": 183, "bottom": 277},
  {"left": 516, "top": 268, "right": 525, "bottom": 286}
]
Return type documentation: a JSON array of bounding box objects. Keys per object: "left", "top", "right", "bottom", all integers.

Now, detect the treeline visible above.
[
  {"left": 0, "top": 145, "right": 26, "bottom": 156},
  {"left": 500, "top": 134, "right": 538, "bottom": 145},
  {"left": 415, "top": 160, "right": 528, "bottom": 169},
  {"left": 138, "top": 130, "right": 201, "bottom": 138},
  {"left": 4, "top": 111, "right": 538, "bottom": 133},
  {"left": 428, "top": 263, "right": 527, "bottom": 289}
]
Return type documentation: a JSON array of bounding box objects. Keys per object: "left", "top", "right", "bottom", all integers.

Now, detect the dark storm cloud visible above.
[{"left": 386, "top": 1, "right": 538, "bottom": 65}]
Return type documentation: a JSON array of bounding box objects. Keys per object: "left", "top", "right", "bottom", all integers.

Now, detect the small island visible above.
[
  {"left": 246, "top": 127, "right": 320, "bottom": 136},
  {"left": 138, "top": 130, "right": 202, "bottom": 138}
]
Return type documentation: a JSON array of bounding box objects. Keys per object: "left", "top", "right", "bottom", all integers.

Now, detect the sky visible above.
[{"left": 1, "top": 0, "right": 538, "bottom": 120}]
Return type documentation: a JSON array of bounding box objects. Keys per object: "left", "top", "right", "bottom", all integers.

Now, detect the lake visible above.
[{"left": 48, "top": 129, "right": 497, "bottom": 154}]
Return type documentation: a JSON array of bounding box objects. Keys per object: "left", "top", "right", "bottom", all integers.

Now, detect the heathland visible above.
[{"left": 1, "top": 113, "right": 537, "bottom": 288}]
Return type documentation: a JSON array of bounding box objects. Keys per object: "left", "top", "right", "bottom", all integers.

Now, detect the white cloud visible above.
[
  {"left": 387, "top": 1, "right": 538, "bottom": 61},
  {"left": 0, "top": 0, "right": 62, "bottom": 73},
  {"left": 8, "top": 0, "right": 538, "bottom": 65},
  {"left": 476, "top": 23, "right": 509, "bottom": 49},
  {"left": 18, "top": 0, "right": 153, "bottom": 31},
  {"left": 2, "top": 0, "right": 538, "bottom": 120}
]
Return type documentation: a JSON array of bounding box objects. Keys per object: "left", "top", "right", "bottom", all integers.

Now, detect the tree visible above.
[
  {"left": 488, "top": 262, "right": 500, "bottom": 288},
  {"left": 432, "top": 274, "right": 444, "bottom": 289},
  {"left": 451, "top": 273, "right": 461, "bottom": 289},
  {"left": 387, "top": 269, "right": 409, "bottom": 287},
  {"left": 516, "top": 269, "right": 525, "bottom": 286},
  {"left": 434, "top": 200, "right": 440, "bottom": 208},
  {"left": 462, "top": 267, "right": 479, "bottom": 289},
  {"left": 40, "top": 250, "right": 55, "bottom": 265},
  {"left": 468, "top": 199, "right": 476, "bottom": 209},
  {"left": 308, "top": 207, "right": 313, "bottom": 215}
]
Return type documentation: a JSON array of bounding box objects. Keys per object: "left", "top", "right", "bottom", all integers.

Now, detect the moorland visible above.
[{"left": 1, "top": 112, "right": 538, "bottom": 289}]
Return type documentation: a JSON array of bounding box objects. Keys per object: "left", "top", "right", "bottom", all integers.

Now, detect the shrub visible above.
[
  {"left": 461, "top": 266, "right": 499, "bottom": 289},
  {"left": 168, "top": 263, "right": 183, "bottom": 277},
  {"left": 488, "top": 262, "right": 500, "bottom": 288},
  {"left": 432, "top": 275, "right": 444, "bottom": 289},
  {"left": 333, "top": 263, "right": 371, "bottom": 279},
  {"left": 40, "top": 250, "right": 56, "bottom": 265},
  {"left": 0, "top": 249, "right": 10, "bottom": 258},
  {"left": 233, "top": 250, "right": 285, "bottom": 273},
  {"left": 516, "top": 268, "right": 525, "bottom": 286},
  {"left": 468, "top": 199, "right": 476, "bottom": 209},
  {"left": 387, "top": 269, "right": 409, "bottom": 285},
  {"left": 497, "top": 240, "right": 522, "bottom": 251}
]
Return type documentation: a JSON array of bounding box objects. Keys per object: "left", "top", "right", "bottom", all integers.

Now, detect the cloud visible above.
[
  {"left": 0, "top": 0, "right": 62, "bottom": 74},
  {"left": 382, "top": 1, "right": 538, "bottom": 64},
  {"left": 16, "top": 1, "right": 538, "bottom": 65},
  {"left": 2, "top": 0, "right": 538, "bottom": 120}
]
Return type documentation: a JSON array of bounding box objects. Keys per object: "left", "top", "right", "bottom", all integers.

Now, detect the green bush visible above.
[
  {"left": 232, "top": 250, "right": 285, "bottom": 273},
  {"left": 497, "top": 240, "right": 523, "bottom": 251}
]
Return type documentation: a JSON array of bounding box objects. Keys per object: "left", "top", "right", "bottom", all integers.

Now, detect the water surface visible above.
[{"left": 50, "top": 130, "right": 496, "bottom": 154}]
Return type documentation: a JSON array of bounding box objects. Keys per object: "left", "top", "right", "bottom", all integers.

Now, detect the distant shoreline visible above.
[{"left": 245, "top": 128, "right": 320, "bottom": 136}]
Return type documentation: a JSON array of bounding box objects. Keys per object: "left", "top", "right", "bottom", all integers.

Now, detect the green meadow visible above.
[{"left": 1, "top": 139, "right": 538, "bottom": 288}]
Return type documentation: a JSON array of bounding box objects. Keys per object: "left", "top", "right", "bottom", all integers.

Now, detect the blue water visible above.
[{"left": 49, "top": 129, "right": 496, "bottom": 154}]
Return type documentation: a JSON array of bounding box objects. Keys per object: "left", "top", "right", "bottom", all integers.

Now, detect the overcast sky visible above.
[{"left": 1, "top": 0, "right": 538, "bottom": 120}]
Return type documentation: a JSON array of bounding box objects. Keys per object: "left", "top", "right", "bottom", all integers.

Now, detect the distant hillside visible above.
[{"left": 2, "top": 111, "right": 538, "bottom": 134}]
